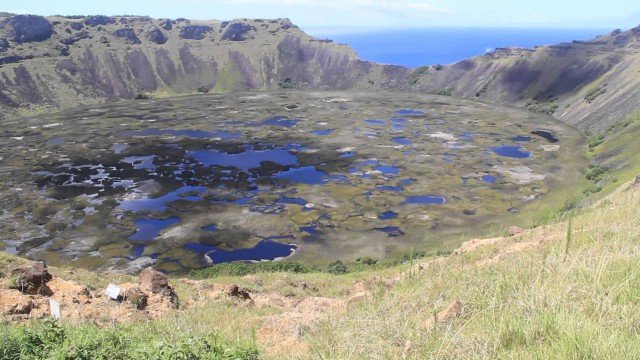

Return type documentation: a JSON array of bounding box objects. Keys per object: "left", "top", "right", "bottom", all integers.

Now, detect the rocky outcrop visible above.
[
  {"left": 139, "top": 268, "right": 168, "bottom": 293},
  {"left": 10, "top": 261, "right": 52, "bottom": 293},
  {"left": 84, "top": 15, "right": 115, "bottom": 27},
  {"left": 221, "top": 22, "right": 254, "bottom": 41},
  {"left": 114, "top": 28, "right": 141, "bottom": 44},
  {"left": 179, "top": 25, "right": 212, "bottom": 40},
  {"left": 0, "top": 15, "right": 376, "bottom": 120},
  {"left": 147, "top": 27, "right": 168, "bottom": 45},
  {"left": 3, "top": 15, "right": 53, "bottom": 43}
]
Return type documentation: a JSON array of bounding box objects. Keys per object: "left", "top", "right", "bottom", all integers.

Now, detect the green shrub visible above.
[
  {"left": 0, "top": 319, "right": 258, "bottom": 360},
  {"left": 585, "top": 165, "right": 608, "bottom": 181},
  {"left": 407, "top": 66, "right": 430, "bottom": 85},
  {"left": 327, "top": 260, "right": 347, "bottom": 275},
  {"left": 188, "top": 261, "right": 311, "bottom": 279}
]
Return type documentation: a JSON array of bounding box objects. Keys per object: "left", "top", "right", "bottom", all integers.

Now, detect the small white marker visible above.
[
  {"left": 49, "top": 299, "right": 61, "bottom": 320},
  {"left": 105, "top": 284, "right": 121, "bottom": 300}
]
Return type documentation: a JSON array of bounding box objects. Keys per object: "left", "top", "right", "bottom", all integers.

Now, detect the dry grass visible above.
[{"left": 296, "top": 182, "right": 640, "bottom": 359}]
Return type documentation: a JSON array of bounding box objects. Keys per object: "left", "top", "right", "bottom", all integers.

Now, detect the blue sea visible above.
[{"left": 308, "top": 28, "right": 610, "bottom": 68}]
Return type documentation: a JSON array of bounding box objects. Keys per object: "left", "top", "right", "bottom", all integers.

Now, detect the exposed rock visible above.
[
  {"left": 147, "top": 27, "right": 168, "bottom": 45},
  {"left": 70, "top": 22, "right": 83, "bottom": 31},
  {"left": 114, "top": 28, "right": 141, "bottom": 44},
  {"left": 4, "top": 15, "right": 53, "bottom": 43},
  {"left": 160, "top": 285, "right": 179, "bottom": 309},
  {"left": 0, "top": 37, "right": 8, "bottom": 51},
  {"left": 139, "top": 267, "right": 168, "bottom": 293},
  {"left": 84, "top": 15, "right": 115, "bottom": 27},
  {"left": 160, "top": 19, "right": 172, "bottom": 30},
  {"left": 425, "top": 300, "right": 463, "bottom": 329},
  {"left": 226, "top": 284, "right": 252, "bottom": 301},
  {"left": 508, "top": 226, "right": 525, "bottom": 236},
  {"left": 122, "top": 286, "right": 149, "bottom": 310},
  {"left": 5, "top": 298, "right": 34, "bottom": 315},
  {"left": 10, "top": 261, "right": 53, "bottom": 294},
  {"left": 221, "top": 22, "right": 254, "bottom": 41},
  {"left": 60, "top": 30, "right": 91, "bottom": 46},
  {"left": 179, "top": 25, "right": 212, "bottom": 40}
]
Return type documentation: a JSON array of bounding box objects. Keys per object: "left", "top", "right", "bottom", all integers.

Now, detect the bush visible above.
[
  {"left": 188, "top": 261, "right": 311, "bottom": 279},
  {"left": 0, "top": 319, "right": 258, "bottom": 359},
  {"left": 585, "top": 165, "right": 608, "bottom": 181},
  {"left": 327, "top": 260, "right": 347, "bottom": 275}
]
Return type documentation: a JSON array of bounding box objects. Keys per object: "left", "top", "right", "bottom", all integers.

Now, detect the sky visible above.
[{"left": 4, "top": 0, "right": 640, "bottom": 34}]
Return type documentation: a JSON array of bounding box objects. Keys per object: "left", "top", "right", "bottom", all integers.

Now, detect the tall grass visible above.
[{"left": 301, "top": 184, "right": 640, "bottom": 359}]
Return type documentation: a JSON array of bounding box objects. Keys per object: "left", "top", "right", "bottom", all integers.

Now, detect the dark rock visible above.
[
  {"left": 122, "top": 286, "right": 148, "bottom": 310},
  {"left": 5, "top": 299, "right": 34, "bottom": 315},
  {"left": 0, "top": 37, "right": 8, "bottom": 52},
  {"left": 114, "top": 28, "right": 141, "bottom": 44},
  {"left": 179, "top": 25, "right": 213, "bottom": 40},
  {"left": 70, "top": 22, "right": 83, "bottom": 31},
  {"left": 4, "top": 15, "right": 53, "bottom": 43},
  {"left": 220, "top": 21, "right": 229, "bottom": 29},
  {"left": 221, "top": 22, "right": 254, "bottom": 41},
  {"left": 160, "top": 285, "right": 179, "bottom": 309},
  {"left": 280, "top": 19, "right": 296, "bottom": 30},
  {"left": 147, "top": 27, "right": 168, "bottom": 45},
  {"left": 139, "top": 267, "right": 168, "bottom": 293},
  {"left": 10, "top": 261, "right": 53, "bottom": 294},
  {"left": 160, "top": 20, "right": 172, "bottom": 30},
  {"left": 84, "top": 15, "right": 115, "bottom": 27},
  {"left": 226, "top": 284, "right": 252, "bottom": 301},
  {"left": 60, "top": 30, "right": 91, "bottom": 46},
  {"left": 462, "top": 209, "right": 476, "bottom": 216},
  {"left": 0, "top": 55, "right": 32, "bottom": 65}
]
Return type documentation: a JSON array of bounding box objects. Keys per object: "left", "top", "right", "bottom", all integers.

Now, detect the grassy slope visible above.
[{"left": 306, "top": 182, "right": 640, "bottom": 359}]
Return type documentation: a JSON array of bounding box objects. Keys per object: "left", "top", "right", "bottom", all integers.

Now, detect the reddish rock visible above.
[
  {"left": 10, "top": 262, "right": 53, "bottom": 294},
  {"left": 139, "top": 268, "right": 168, "bottom": 293},
  {"left": 123, "top": 286, "right": 149, "bottom": 310},
  {"left": 226, "top": 284, "right": 252, "bottom": 301},
  {"left": 5, "top": 298, "right": 34, "bottom": 315},
  {"left": 508, "top": 226, "right": 525, "bottom": 236}
]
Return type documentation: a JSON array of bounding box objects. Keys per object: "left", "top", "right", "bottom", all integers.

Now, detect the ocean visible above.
[{"left": 308, "top": 27, "right": 611, "bottom": 68}]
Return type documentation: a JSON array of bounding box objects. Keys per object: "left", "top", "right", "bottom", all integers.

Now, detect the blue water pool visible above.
[
  {"left": 405, "top": 195, "right": 446, "bottom": 204},
  {"left": 130, "top": 217, "right": 180, "bottom": 241},
  {"left": 489, "top": 146, "right": 532, "bottom": 158}
]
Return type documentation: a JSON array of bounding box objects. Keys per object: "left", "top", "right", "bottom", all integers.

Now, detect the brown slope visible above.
[
  {"left": 2, "top": 14, "right": 640, "bottom": 134},
  {"left": 409, "top": 26, "right": 640, "bottom": 132},
  {"left": 0, "top": 15, "right": 405, "bottom": 119}
]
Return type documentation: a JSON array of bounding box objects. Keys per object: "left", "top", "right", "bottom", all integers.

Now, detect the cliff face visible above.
[
  {"left": 2, "top": 13, "right": 640, "bottom": 134},
  {"left": 409, "top": 26, "right": 640, "bottom": 132},
  {"left": 0, "top": 14, "right": 404, "bottom": 119}
]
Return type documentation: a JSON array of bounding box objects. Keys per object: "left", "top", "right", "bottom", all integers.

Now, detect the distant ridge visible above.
[{"left": 1, "top": 14, "right": 640, "bottom": 133}]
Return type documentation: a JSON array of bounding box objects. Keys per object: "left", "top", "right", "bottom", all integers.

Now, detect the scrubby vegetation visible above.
[{"left": 0, "top": 319, "right": 258, "bottom": 360}]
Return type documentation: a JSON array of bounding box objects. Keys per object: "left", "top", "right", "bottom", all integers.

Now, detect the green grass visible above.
[
  {"left": 302, "top": 184, "right": 640, "bottom": 359},
  {"left": 0, "top": 319, "right": 258, "bottom": 360}
]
